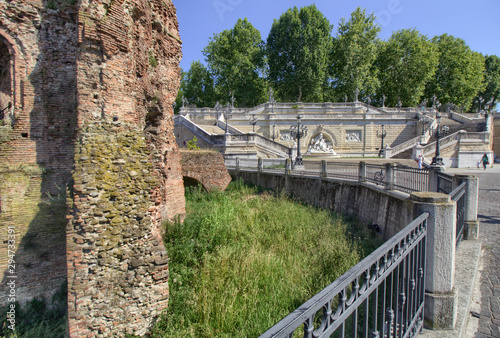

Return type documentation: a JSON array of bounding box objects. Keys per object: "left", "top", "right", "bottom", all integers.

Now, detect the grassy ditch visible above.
[{"left": 151, "top": 179, "right": 382, "bottom": 337}]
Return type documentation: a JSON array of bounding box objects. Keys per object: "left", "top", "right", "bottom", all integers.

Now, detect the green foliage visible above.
[
  {"left": 186, "top": 137, "right": 200, "bottom": 150},
  {"left": 203, "top": 18, "right": 267, "bottom": 107},
  {"left": 376, "top": 28, "right": 438, "bottom": 106},
  {"left": 182, "top": 61, "right": 216, "bottom": 108},
  {"left": 150, "top": 180, "right": 381, "bottom": 337},
  {"left": 425, "top": 34, "right": 485, "bottom": 111},
  {"left": 473, "top": 54, "right": 500, "bottom": 111},
  {"left": 0, "top": 283, "right": 67, "bottom": 338},
  {"left": 149, "top": 50, "right": 158, "bottom": 68},
  {"left": 329, "top": 7, "right": 381, "bottom": 101},
  {"left": 267, "top": 5, "right": 333, "bottom": 102}
]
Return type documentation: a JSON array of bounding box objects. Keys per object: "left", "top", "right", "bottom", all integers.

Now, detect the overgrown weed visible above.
[{"left": 151, "top": 179, "right": 382, "bottom": 337}]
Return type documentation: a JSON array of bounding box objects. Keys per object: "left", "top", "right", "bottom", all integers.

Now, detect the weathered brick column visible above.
[{"left": 411, "top": 192, "right": 457, "bottom": 329}]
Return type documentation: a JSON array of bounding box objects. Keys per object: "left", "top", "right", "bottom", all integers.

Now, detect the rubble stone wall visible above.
[
  {"left": 67, "top": 122, "right": 170, "bottom": 337},
  {"left": 0, "top": 0, "right": 185, "bottom": 336}
]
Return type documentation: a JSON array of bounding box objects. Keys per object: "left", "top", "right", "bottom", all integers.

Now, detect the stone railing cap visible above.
[{"left": 410, "top": 192, "right": 451, "bottom": 203}]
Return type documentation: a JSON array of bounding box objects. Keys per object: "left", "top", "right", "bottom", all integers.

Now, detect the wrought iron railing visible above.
[
  {"left": 450, "top": 182, "right": 466, "bottom": 246},
  {"left": 366, "top": 164, "right": 386, "bottom": 186},
  {"left": 436, "top": 172, "right": 454, "bottom": 194},
  {"left": 393, "top": 166, "right": 429, "bottom": 194},
  {"left": 259, "top": 213, "right": 428, "bottom": 338},
  {"left": 262, "top": 159, "right": 287, "bottom": 173},
  {"left": 293, "top": 160, "right": 322, "bottom": 176},
  {"left": 227, "top": 159, "right": 434, "bottom": 195},
  {"left": 325, "top": 162, "right": 359, "bottom": 181}
]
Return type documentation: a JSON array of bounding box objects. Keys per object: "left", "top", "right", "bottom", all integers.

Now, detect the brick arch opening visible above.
[
  {"left": 0, "top": 36, "right": 12, "bottom": 119},
  {"left": 183, "top": 176, "right": 208, "bottom": 192}
]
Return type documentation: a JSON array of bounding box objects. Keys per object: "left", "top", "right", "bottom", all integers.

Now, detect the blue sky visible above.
[{"left": 175, "top": 0, "right": 500, "bottom": 71}]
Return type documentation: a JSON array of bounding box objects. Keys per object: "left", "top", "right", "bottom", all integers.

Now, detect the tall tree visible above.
[
  {"left": 330, "top": 7, "right": 380, "bottom": 102},
  {"left": 181, "top": 61, "right": 216, "bottom": 108},
  {"left": 376, "top": 29, "right": 438, "bottom": 107},
  {"left": 267, "top": 5, "right": 332, "bottom": 102},
  {"left": 425, "top": 34, "right": 485, "bottom": 111},
  {"left": 473, "top": 54, "right": 500, "bottom": 112},
  {"left": 203, "top": 18, "right": 267, "bottom": 107}
]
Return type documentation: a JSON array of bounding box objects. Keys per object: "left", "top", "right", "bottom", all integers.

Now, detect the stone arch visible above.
[
  {"left": 0, "top": 28, "right": 22, "bottom": 122},
  {"left": 183, "top": 175, "right": 208, "bottom": 192},
  {"left": 306, "top": 129, "right": 338, "bottom": 155}
]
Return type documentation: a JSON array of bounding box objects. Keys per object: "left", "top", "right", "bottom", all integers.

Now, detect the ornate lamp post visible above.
[
  {"left": 430, "top": 113, "right": 450, "bottom": 166},
  {"left": 376, "top": 124, "right": 387, "bottom": 157},
  {"left": 222, "top": 102, "right": 233, "bottom": 134},
  {"left": 289, "top": 115, "right": 308, "bottom": 166},
  {"left": 249, "top": 115, "right": 258, "bottom": 132}
]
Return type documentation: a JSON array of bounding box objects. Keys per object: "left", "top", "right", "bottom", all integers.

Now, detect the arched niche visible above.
[{"left": 0, "top": 30, "right": 19, "bottom": 123}]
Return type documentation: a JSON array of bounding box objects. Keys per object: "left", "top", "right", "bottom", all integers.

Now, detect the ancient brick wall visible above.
[
  {"left": 76, "top": 0, "right": 185, "bottom": 222},
  {"left": 0, "top": 0, "right": 185, "bottom": 336},
  {"left": 181, "top": 150, "right": 232, "bottom": 192},
  {"left": 0, "top": 0, "right": 78, "bottom": 307},
  {"left": 67, "top": 122, "right": 170, "bottom": 337}
]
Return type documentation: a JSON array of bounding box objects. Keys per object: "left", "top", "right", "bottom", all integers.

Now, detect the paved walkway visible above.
[{"left": 447, "top": 166, "right": 500, "bottom": 337}]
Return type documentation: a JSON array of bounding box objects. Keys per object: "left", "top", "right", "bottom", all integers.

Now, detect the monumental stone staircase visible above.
[{"left": 175, "top": 112, "right": 492, "bottom": 167}]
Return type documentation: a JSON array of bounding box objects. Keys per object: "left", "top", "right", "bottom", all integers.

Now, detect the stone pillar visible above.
[
  {"left": 456, "top": 174, "right": 479, "bottom": 239},
  {"left": 235, "top": 157, "right": 240, "bottom": 171},
  {"left": 411, "top": 192, "right": 457, "bottom": 329},
  {"left": 358, "top": 161, "right": 367, "bottom": 183},
  {"left": 384, "top": 163, "right": 394, "bottom": 190},
  {"left": 413, "top": 143, "right": 424, "bottom": 159},
  {"left": 321, "top": 160, "right": 327, "bottom": 178},
  {"left": 285, "top": 159, "right": 292, "bottom": 174},
  {"left": 383, "top": 145, "right": 392, "bottom": 158},
  {"left": 427, "top": 166, "right": 444, "bottom": 192},
  {"left": 257, "top": 158, "right": 263, "bottom": 172}
]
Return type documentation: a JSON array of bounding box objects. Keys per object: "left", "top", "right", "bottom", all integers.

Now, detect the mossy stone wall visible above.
[{"left": 67, "top": 122, "right": 170, "bottom": 337}]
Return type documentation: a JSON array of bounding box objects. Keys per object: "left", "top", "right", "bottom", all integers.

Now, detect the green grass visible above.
[
  {"left": 150, "top": 179, "right": 382, "bottom": 337},
  {"left": 0, "top": 283, "right": 68, "bottom": 338}
]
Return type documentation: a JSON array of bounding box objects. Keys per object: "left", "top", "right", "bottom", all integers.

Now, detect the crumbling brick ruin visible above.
[{"left": 0, "top": 0, "right": 185, "bottom": 336}]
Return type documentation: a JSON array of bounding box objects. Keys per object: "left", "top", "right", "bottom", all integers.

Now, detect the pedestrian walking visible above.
[
  {"left": 481, "top": 153, "right": 489, "bottom": 170},
  {"left": 416, "top": 154, "right": 424, "bottom": 169}
]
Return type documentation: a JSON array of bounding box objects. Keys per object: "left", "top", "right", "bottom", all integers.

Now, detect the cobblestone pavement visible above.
[{"left": 453, "top": 167, "right": 500, "bottom": 338}]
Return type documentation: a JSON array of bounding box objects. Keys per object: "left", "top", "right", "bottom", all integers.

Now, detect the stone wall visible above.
[
  {"left": 0, "top": 0, "right": 78, "bottom": 307},
  {"left": 180, "top": 150, "right": 232, "bottom": 192},
  {"left": 230, "top": 171, "right": 414, "bottom": 240},
  {"left": 0, "top": 0, "right": 185, "bottom": 336},
  {"left": 67, "top": 122, "right": 170, "bottom": 337}
]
